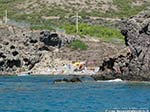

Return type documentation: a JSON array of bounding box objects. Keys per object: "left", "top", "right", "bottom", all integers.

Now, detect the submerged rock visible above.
[
  {"left": 54, "top": 77, "right": 82, "bottom": 83},
  {"left": 70, "top": 77, "right": 82, "bottom": 82}
]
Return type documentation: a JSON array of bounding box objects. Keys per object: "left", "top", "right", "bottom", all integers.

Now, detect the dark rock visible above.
[
  {"left": 23, "top": 58, "right": 31, "bottom": 66},
  {"left": 54, "top": 79, "right": 63, "bottom": 83},
  {"left": 63, "top": 78, "right": 69, "bottom": 82},
  {"left": 0, "top": 60, "right": 5, "bottom": 67},
  {"left": 91, "top": 73, "right": 117, "bottom": 81},
  {"left": 39, "top": 31, "right": 75, "bottom": 48},
  {"left": 30, "top": 39, "right": 38, "bottom": 44},
  {"left": 0, "top": 44, "right": 2, "bottom": 49},
  {"left": 0, "top": 52, "right": 6, "bottom": 58},
  {"left": 39, "top": 46, "right": 50, "bottom": 51},
  {"left": 54, "top": 78, "right": 69, "bottom": 83},
  {"left": 6, "top": 59, "right": 21, "bottom": 68},
  {"left": 23, "top": 58, "right": 29, "bottom": 62},
  {"left": 23, "top": 33, "right": 26, "bottom": 36},
  {"left": 12, "top": 51, "right": 19, "bottom": 56},
  {"left": 10, "top": 45, "right": 15, "bottom": 49},
  {"left": 29, "top": 36, "right": 38, "bottom": 44},
  {"left": 70, "top": 77, "right": 82, "bottom": 82},
  {"left": 54, "top": 77, "right": 82, "bottom": 83},
  {"left": 40, "top": 31, "right": 61, "bottom": 47},
  {"left": 3, "top": 41, "right": 9, "bottom": 45}
]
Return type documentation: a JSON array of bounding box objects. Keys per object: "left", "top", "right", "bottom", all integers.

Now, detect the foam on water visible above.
[
  {"left": 96, "top": 78, "right": 124, "bottom": 83},
  {"left": 107, "top": 78, "right": 123, "bottom": 82}
]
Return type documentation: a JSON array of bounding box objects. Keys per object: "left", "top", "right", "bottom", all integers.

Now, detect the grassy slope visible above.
[
  {"left": 0, "top": 0, "right": 149, "bottom": 45},
  {"left": 62, "top": 23, "right": 124, "bottom": 43},
  {"left": 0, "top": 0, "right": 149, "bottom": 23}
]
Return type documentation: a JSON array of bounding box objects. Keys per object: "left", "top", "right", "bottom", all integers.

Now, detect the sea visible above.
[{"left": 0, "top": 76, "right": 150, "bottom": 112}]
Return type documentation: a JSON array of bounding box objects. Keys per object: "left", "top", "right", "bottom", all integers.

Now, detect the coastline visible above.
[
  {"left": 0, "top": 73, "right": 96, "bottom": 76},
  {"left": 1, "top": 11, "right": 150, "bottom": 82},
  {"left": 1, "top": 73, "right": 150, "bottom": 83}
]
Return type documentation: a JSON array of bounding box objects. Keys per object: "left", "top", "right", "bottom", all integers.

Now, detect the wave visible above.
[{"left": 97, "top": 78, "right": 123, "bottom": 83}]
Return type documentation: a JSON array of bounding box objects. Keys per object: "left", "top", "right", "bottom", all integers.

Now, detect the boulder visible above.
[
  {"left": 40, "top": 31, "right": 75, "bottom": 48},
  {"left": 54, "top": 77, "right": 82, "bottom": 83},
  {"left": 40, "top": 31, "right": 61, "bottom": 47}
]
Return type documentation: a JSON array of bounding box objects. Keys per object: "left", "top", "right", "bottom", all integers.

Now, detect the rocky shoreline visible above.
[
  {"left": 0, "top": 26, "right": 76, "bottom": 75},
  {"left": 1, "top": 10, "right": 150, "bottom": 81},
  {"left": 0, "top": 25, "right": 124, "bottom": 76},
  {"left": 52, "top": 10, "right": 150, "bottom": 82}
]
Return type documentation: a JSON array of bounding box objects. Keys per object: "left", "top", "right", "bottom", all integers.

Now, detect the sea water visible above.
[{"left": 0, "top": 76, "right": 150, "bottom": 112}]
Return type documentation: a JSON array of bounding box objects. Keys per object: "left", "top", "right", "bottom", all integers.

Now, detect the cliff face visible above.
[
  {"left": 97, "top": 10, "right": 150, "bottom": 81},
  {"left": 0, "top": 26, "right": 43, "bottom": 74},
  {"left": 0, "top": 26, "right": 75, "bottom": 75},
  {"left": 121, "top": 10, "right": 150, "bottom": 80}
]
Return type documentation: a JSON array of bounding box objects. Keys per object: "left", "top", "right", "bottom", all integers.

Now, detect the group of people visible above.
[{"left": 47, "top": 61, "right": 99, "bottom": 75}]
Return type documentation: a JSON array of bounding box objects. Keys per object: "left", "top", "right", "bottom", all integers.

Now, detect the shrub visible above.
[
  {"left": 31, "top": 25, "right": 55, "bottom": 31},
  {"left": 70, "top": 40, "right": 88, "bottom": 50}
]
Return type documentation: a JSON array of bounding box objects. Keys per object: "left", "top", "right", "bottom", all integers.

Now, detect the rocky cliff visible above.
[
  {"left": 0, "top": 25, "right": 75, "bottom": 75},
  {"left": 0, "top": 24, "right": 126, "bottom": 75},
  {"left": 96, "top": 10, "right": 150, "bottom": 81}
]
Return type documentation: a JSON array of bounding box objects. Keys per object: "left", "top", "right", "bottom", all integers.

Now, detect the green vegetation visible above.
[
  {"left": 62, "top": 23, "right": 124, "bottom": 43},
  {"left": 69, "top": 40, "right": 88, "bottom": 50},
  {"left": 112, "top": 0, "right": 149, "bottom": 18},
  {"left": 0, "top": 0, "right": 23, "bottom": 18},
  {"left": 0, "top": 0, "right": 149, "bottom": 20},
  {"left": 30, "top": 25, "right": 55, "bottom": 31},
  {"left": 86, "top": 0, "right": 150, "bottom": 18},
  {"left": 0, "top": 0, "right": 149, "bottom": 27},
  {"left": 0, "top": 0, "right": 149, "bottom": 44}
]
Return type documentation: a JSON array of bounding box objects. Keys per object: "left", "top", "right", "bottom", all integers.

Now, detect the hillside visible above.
[
  {"left": 0, "top": 0, "right": 150, "bottom": 26},
  {"left": 0, "top": 0, "right": 150, "bottom": 75},
  {"left": 0, "top": 0, "right": 149, "bottom": 43}
]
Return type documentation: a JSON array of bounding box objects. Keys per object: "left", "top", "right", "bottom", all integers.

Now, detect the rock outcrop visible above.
[
  {"left": 97, "top": 10, "right": 150, "bottom": 81},
  {"left": 0, "top": 26, "right": 75, "bottom": 75},
  {"left": 0, "top": 26, "right": 41, "bottom": 74},
  {"left": 40, "top": 31, "right": 75, "bottom": 48}
]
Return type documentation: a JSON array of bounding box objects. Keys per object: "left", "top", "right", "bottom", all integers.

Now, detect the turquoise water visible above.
[{"left": 0, "top": 76, "right": 150, "bottom": 112}]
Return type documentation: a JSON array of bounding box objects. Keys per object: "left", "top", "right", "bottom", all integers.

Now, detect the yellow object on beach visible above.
[{"left": 73, "top": 62, "right": 81, "bottom": 66}]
